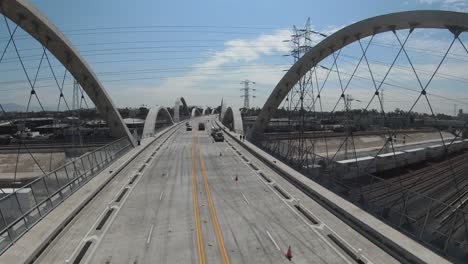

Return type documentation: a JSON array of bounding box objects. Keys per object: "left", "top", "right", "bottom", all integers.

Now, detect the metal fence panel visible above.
[{"left": 0, "top": 137, "right": 132, "bottom": 254}]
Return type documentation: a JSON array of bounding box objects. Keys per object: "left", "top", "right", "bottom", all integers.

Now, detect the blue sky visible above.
[{"left": 1, "top": 0, "right": 468, "bottom": 115}]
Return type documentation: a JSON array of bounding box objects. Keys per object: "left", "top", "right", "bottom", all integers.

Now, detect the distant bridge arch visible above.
[
  {"left": 0, "top": 0, "right": 134, "bottom": 145},
  {"left": 174, "top": 97, "right": 189, "bottom": 122},
  {"left": 220, "top": 102, "right": 228, "bottom": 120},
  {"left": 202, "top": 107, "right": 212, "bottom": 115},
  {"left": 250, "top": 10, "right": 468, "bottom": 138},
  {"left": 222, "top": 107, "right": 244, "bottom": 134},
  {"left": 191, "top": 107, "right": 202, "bottom": 118},
  {"left": 142, "top": 106, "right": 174, "bottom": 138},
  {"left": 211, "top": 107, "right": 220, "bottom": 115}
]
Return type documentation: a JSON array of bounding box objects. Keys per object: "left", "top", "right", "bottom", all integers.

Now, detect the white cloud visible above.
[
  {"left": 418, "top": 0, "right": 468, "bottom": 11},
  {"left": 107, "top": 24, "right": 468, "bottom": 116},
  {"left": 111, "top": 29, "right": 295, "bottom": 108},
  {"left": 110, "top": 25, "right": 348, "bottom": 109}
]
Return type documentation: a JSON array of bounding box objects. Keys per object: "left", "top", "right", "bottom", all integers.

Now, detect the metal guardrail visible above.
[
  {"left": 251, "top": 132, "right": 468, "bottom": 263},
  {"left": 0, "top": 137, "right": 132, "bottom": 254}
]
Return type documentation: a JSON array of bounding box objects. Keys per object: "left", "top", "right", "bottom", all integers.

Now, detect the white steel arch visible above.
[
  {"left": 202, "top": 107, "right": 211, "bottom": 115},
  {"left": 191, "top": 107, "right": 201, "bottom": 118},
  {"left": 142, "top": 106, "right": 174, "bottom": 138},
  {"left": 0, "top": 0, "right": 135, "bottom": 145},
  {"left": 173, "top": 97, "right": 188, "bottom": 122},
  {"left": 250, "top": 10, "right": 468, "bottom": 137},
  {"left": 222, "top": 106, "right": 244, "bottom": 134}
]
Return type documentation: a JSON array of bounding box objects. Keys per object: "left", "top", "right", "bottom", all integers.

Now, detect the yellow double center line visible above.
[
  {"left": 196, "top": 129, "right": 230, "bottom": 264},
  {"left": 191, "top": 131, "right": 206, "bottom": 264}
]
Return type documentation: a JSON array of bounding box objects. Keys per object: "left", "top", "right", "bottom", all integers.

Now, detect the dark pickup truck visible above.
[
  {"left": 198, "top": 122, "right": 205, "bottom": 130},
  {"left": 213, "top": 131, "right": 224, "bottom": 142},
  {"left": 210, "top": 127, "right": 220, "bottom": 137}
]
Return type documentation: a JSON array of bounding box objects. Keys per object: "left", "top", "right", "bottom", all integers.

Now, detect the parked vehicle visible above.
[{"left": 186, "top": 125, "right": 192, "bottom": 131}]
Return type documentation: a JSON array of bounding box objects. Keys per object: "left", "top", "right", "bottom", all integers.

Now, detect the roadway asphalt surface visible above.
[{"left": 35, "top": 116, "right": 398, "bottom": 264}]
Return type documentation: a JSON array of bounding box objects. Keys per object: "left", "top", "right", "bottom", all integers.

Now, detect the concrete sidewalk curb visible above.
[
  {"left": 0, "top": 123, "right": 181, "bottom": 263},
  {"left": 216, "top": 120, "right": 449, "bottom": 264}
]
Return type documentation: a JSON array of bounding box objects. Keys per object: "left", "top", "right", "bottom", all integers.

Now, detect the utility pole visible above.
[
  {"left": 380, "top": 88, "right": 384, "bottom": 114},
  {"left": 72, "top": 79, "right": 83, "bottom": 147},
  {"left": 344, "top": 95, "right": 361, "bottom": 159},
  {"left": 240, "top": 80, "right": 255, "bottom": 111},
  {"left": 73, "top": 79, "right": 80, "bottom": 111}
]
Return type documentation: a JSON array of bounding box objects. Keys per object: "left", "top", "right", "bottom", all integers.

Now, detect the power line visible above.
[
  {"left": 0, "top": 63, "right": 288, "bottom": 86},
  {"left": 62, "top": 25, "right": 282, "bottom": 32},
  {"left": 0, "top": 68, "right": 285, "bottom": 91},
  {"left": 0, "top": 51, "right": 286, "bottom": 64},
  {"left": 0, "top": 29, "right": 277, "bottom": 42},
  {"left": 0, "top": 43, "right": 290, "bottom": 55}
]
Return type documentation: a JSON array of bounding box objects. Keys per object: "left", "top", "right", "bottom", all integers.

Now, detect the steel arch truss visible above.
[
  {"left": 173, "top": 97, "right": 189, "bottom": 122},
  {"left": 251, "top": 10, "right": 468, "bottom": 136},
  {"left": 191, "top": 107, "right": 202, "bottom": 118},
  {"left": 202, "top": 107, "right": 212, "bottom": 115},
  {"left": 142, "top": 106, "right": 174, "bottom": 138},
  {"left": 222, "top": 106, "right": 244, "bottom": 134},
  {"left": 249, "top": 10, "right": 468, "bottom": 261},
  {"left": 0, "top": 0, "right": 134, "bottom": 145}
]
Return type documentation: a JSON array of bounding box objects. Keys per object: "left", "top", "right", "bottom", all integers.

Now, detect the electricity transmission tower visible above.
[
  {"left": 282, "top": 18, "right": 316, "bottom": 165},
  {"left": 240, "top": 80, "right": 256, "bottom": 111}
]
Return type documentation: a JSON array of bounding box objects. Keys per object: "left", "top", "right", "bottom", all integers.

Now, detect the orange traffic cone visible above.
[{"left": 285, "top": 245, "right": 292, "bottom": 261}]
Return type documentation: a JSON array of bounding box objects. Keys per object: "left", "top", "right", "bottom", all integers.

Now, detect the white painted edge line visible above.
[
  {"left": 146, "top": 225, "right": 154, "bottom": 245},
  {"left": 219, "top": 122, "right": 352, "bottom": 264},
  {"left": 266, "top": 230, "right": 281, "bottom": 251},
  {"left": 241, "top": 193, "right": 250, "bottom": 205},
  {"left": 66, "top": 126, "right": 179, "bottom": 263}
]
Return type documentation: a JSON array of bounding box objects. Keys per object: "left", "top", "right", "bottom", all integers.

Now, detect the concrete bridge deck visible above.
[{"left": 0, "top": 116, "right": 445, "bottom": 264}]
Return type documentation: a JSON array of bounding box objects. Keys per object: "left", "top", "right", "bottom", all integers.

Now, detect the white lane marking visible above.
[
  {"left": 159, "top": 191, "right": 164, "bottom": 201},
  {"left": 241, "top": 193, "right": 250, "bottom": 205},
  {"left": 228, "top": 134, "right": 352, "bottom": 264},
  {"left": 65, "top": 133, "right": 174, "bottom": 262},
  {"left": 266, "top": 230, "right": 281, "bottom": 251},
  {"left": 146, "top": 224, "right": 154, "bottom": 245}
]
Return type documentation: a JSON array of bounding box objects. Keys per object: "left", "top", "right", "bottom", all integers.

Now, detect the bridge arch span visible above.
[
  {"left": 174, "top": 97, "right": 189, "bottom": 122},
  {"left": 191, "top": 107, "right": 202, "bottom": 118},
  {"left": 250, "top": 10, "right": 468, "bottom": 137},
  {"left": 0, "top": 0, "right": 134, "bottom": 145},
  {"left": 202, "top": 107, "right": 212, "bottom": 115},
  {"left": 211, "top": 108, "right": 219, "bottom": 115},
  {"left": 142, "top": 106, "right": 174, "bottom": 138},
  {"left": 222, "top": 106, "right": 244, "bottom": 134}
]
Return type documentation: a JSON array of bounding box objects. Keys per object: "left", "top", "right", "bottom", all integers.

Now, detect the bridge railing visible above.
[
  {"left": 251, "top": 132, "right": 468, "bottom": 262},
  {"left": 0, "top": 137, "right": 132, "bottom": 254}
]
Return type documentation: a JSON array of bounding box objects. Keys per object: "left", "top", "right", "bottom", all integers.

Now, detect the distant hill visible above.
[
  {"left": 0, "top": 103, "right": 25, "bottom": 112},
  {"left": 0, "top": 103, "right": 56, "bottom": 112}
]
